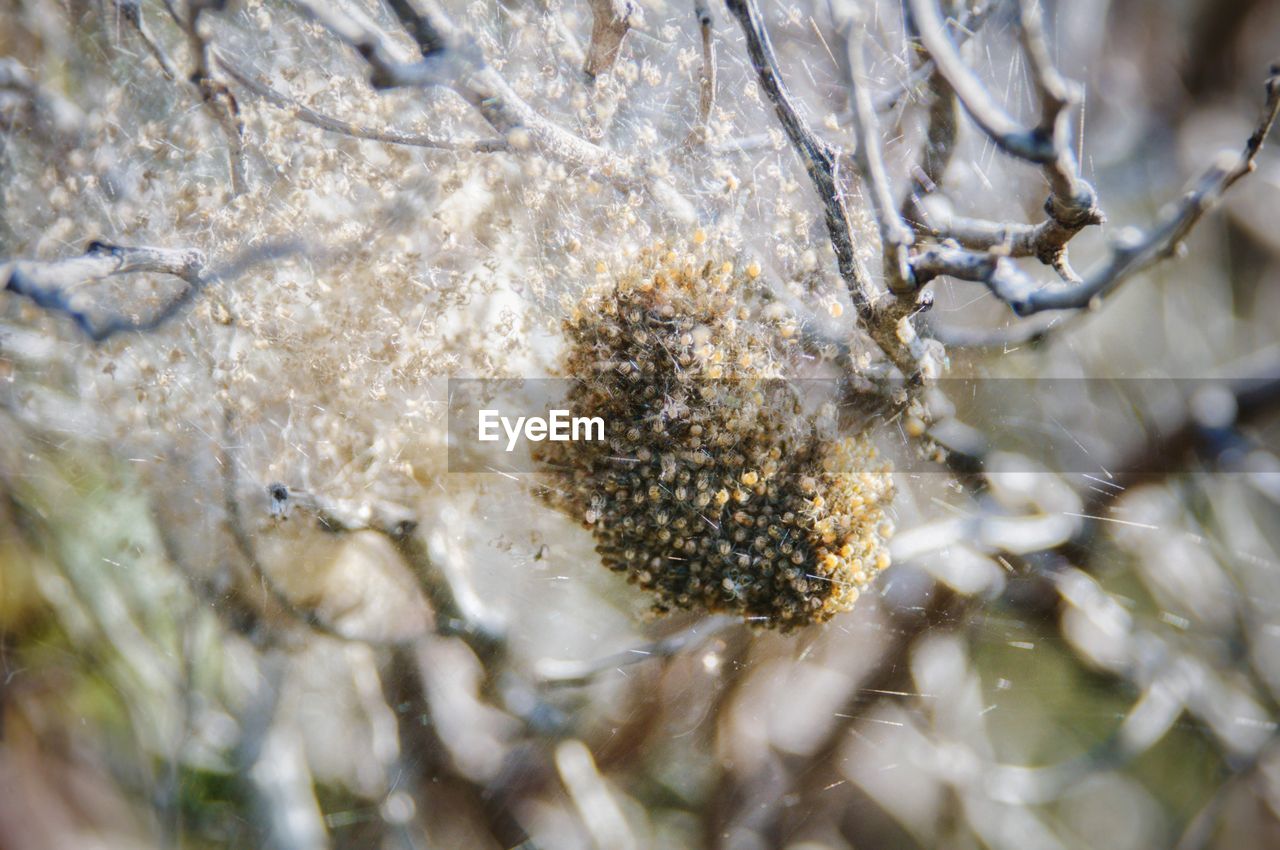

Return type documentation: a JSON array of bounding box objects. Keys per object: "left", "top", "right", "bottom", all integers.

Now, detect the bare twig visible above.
[
  {"left": 724, "top": 0, "right": 927, "bottom": 379},
  {"left": 911, "top": 244, "right": 1040, "bottom": 313},
  {"left": 271, "top": 482, "right": 510, "bottom": 664},
  {"left": 3, "top": 240, "right": 302, "bottom": 340},
  {"left": 907, "top": 0, "right": 1102, "bottom": 265},
  {"left": 887, "top": 0, "right": 963, "bottom": 239},
  {"left": 115, "top": 0, "right": 180, "bottom": 81},
  {"left": 1012, "top": 0, "right": 1094, "bottom": 213},
  {"left": 872, "top": 2, "right": 992, "bottom": 114},
  {"left": 536, "top": 615, "right": 736, "bottom": 687},
  {"left": 583, "top": 0, "right": 639, "bottom": 79},
  {"left": 688, "top": 0, "right": 717, "bottom": 147},
  {"left": 907, "top": 0, "right": 1054, "bottom": 163},
  {"left": 218, "top": 411, "right": 359, "bottom": 643},
  {"left": 289, "top": 0, "right": 694, "bottom": 211},
  {"left": 178, "top": 1, "right": 249, "bottom": 195},
  {"left": 3, "top": 242, "right": 204, "bottom": 340},
  {"left": 899, "top": 68, "right": 958, "bottom": 232},
  {"left": 912, "top": 65, "right": 1279, "bottom": 316},
  {"left": 841, "top": 16, "right": 914, "bottom": 294},
  {"left": 216, "top": 54, "right": 509, "bottom": 153}
]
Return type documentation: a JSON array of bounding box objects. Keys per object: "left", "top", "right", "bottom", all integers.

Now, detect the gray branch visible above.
[
  {"left": 686, "top": 0, "right": 718, "bottom": 147},
  {"left": 290, "top": 0, "right": 673, "bottom": 201},
  {"left": 725, "top": 0, "right": 927, "bottom": 379},
  {"left": 842, "top": 15, "right": 915, "bottom": 294},
  {"left": 915, "top": 66, "right": 1279, "bottom": 316},
  {"left": 907, "top": 0, "right": 1102, "bottom": 263},
  {"left": 3, "top": 239, "right": 302, "bottom": 340},
  {"left": 583, "top": 0, "right": 639, "bottom": 79},
  {"left": 907, "top": 0, "right": 1055, "bottom": 163},
  {"left": 2, "top": 243, "right": 205, "bottom": 340},
  {"left": 216, "top": 54, "right": 509, "bottom": 153}
]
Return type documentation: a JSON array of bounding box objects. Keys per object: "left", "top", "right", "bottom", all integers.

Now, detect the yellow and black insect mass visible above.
[{"left": 536, "top": 237, "right": 894, "bottom": 630}]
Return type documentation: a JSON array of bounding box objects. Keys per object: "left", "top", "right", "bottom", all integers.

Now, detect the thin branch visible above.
[
  {"left": 3, "top": 240, "right": 300, "bottom": 340},
  {"left": 3, "top": 242, "right": 204, "bottom": 340},
  {"left": 907, "top": 0, "right": 1052, "bottom": 163},
  {"left": 912, "top": 244, "right": 1040, "bottom": 313},
  {"left": 272, "top": 482, "right": 508, "bottom": 660},
  {"left": 382, "top": 0, "right": 448, "bottom": 56},
  {"left": 841, "top": 15, "right": 914, "bottom": 294},
  {"left": 913, "top": 65, "right": 1280, "bottom": 316},
  {"left": 218, "top": 411, "right": 359, "bottom": 643},
  {"left": 583, "top": 0, "right": 639, "bottom": 79},
  {"left": 178, "top": 1, "right": 249, "bottom": 195},
  {"left": 724, "top": 0, "right": 926, "bottom": 378},
  {"left": 115, "top": 0, "right": 180, "bottom": 81},
  {"left": 686, "top": 0, "right": 717, "bottom": 147},
  {"left": 920, "top": 212, "right": 1057, "bottom": 257},
  {"left": 536, "top": 615, "right": 736, "bottom": 687},
  {"left": 291, "top": 0, "right": 673, "bottom": 200},
  {"left": 872, "top": 1, "right": 992, "bottom": 114},
  {"left": 899, "top": 69, "right": 958, "bottom": 231},
  {"left": 114, "top": 0, "right": 248, "bottom": 193},
  {"left": 1012, "top": 0, "right": 1093, "bottom": 212},
  {"left": 907, "top": 0, "right": 1102, "bottom": 258},
  {"left": 216, "top": 54, "right": 509, "bottom": 152},
  {"left": 888, "top": 0, "right": 962, "bottom": 236}
]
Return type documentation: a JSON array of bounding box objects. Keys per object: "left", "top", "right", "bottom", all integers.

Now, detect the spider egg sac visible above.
[{"left": 534, "top": 237, "right": 895, "bottom": 630}]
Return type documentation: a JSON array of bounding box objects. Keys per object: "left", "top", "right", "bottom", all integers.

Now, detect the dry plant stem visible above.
[
  {"left": 899, "top": 68, "right": 957, "bottom": 229},
  {"left": 178, "top": 2, "right": 248, "bottom": 196},
  {"left": 1013, "top": 0, "right": 1093, "bottom": 211},
  {"left": 292, "top": 0, "right": 655, "bottom": 196},
  {"left": 280, "top": 486, "right": 505, "bottom": 654},
  {"left": 907, "top": 0, "right": 1055, "bottom": 164},
  {"left": 908, "top": 0, "right": 1101, "bottom": 258},
  {"left": 216, "top": 55, "right": 510, "bottom": 153},
  {"left": 536, "top": 615, "right": 737, "bottom": 687},
  {"left": 920, "top": 66, "right": 1280, "bottom": 316},
  {"left": 583, "top": 0, "right": 637, "bottom": 79},
  {"left": 725, "top": 0, "right": 923, "bottom": 378},
  {"left": 217, "top": 413, "right": 356, "bottom": 643},
  {"left": 874, "top": 1, "right": 992, "bottom": 114},
  {"left": 283, "top": 488, "right": 570, "bottom": 736},
  {"left": 3, "top": 239, "right": 304, "bottom": 341},
  {"left": 2, "top": 242, "right": 205, "bottom": 340},
  {"left": 115, "top": 0, "right": 180, "bottom": 80},
  {"left": 843, "top": 20, "right": 914, "bottom": 294},
  {"left": 689, "top": 0, "right": 718, "bottom": 146},
  {"left": 892, "top": 0, "right": 960, "bottom": 232}
]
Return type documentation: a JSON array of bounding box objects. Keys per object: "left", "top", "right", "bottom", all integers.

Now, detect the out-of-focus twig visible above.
[
  {"left": 725, "top": 0, "right": 929, "bottom": 380},
  {"left": 216, "top": 55, "right": 509, "bottom": 153},
  {"left": 583, "top": 0, "right": 639, "bottom": 79},
  {"left": 3, "top": 240, "right": 302, "bottom": 341},
  {"left": 535, "top": 615, "right": 736, "bottom": 687},
  {"left": 2, "top": 242, "right": 205, "bottom": 341},
  {"left": 913, "top": 66, "right": 1279, "bottom": 315},
  {"left": 291, "top": 0, "right": 647, "bottom": 194},
  {"left": 841, "top": 16, "right": 914, "bottom": 294},
  {"left": 157, "top": 0, "right": 249, "bottom": 195},
  {"left": 686, "top": 0, "right": 717, "bottom": 147}
]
